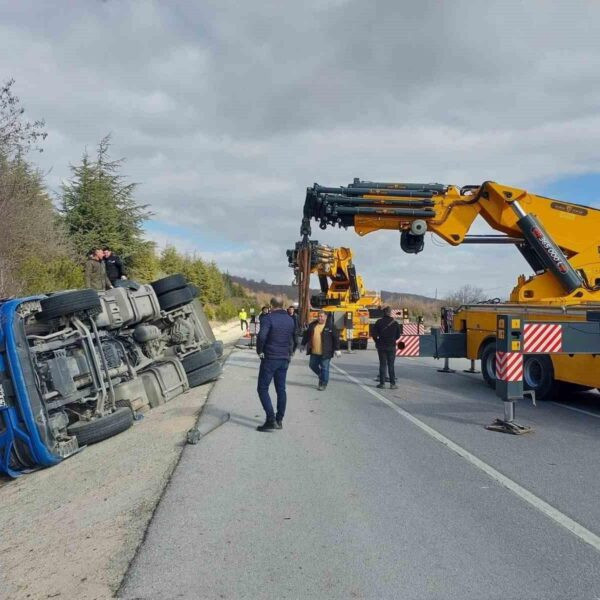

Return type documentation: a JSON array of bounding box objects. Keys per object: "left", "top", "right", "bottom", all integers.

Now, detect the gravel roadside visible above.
[{"left": 0, "top": 321, "right": 240, "bottom": 600}]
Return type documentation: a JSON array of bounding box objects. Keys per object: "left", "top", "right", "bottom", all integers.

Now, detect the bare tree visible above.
[
  {"left": 0, "top": 79, "right": 47, "bottom": 156},
  {"left": 444, "top": 284, "right": 486, "bottom": 306},
  {"left": 0, "top": 83, "right": 76, "bottom": 297}
]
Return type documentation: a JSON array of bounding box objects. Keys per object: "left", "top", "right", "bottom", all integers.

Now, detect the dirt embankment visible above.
[{"left": 0, "top": 326, "right": 240, "bottom": 600}]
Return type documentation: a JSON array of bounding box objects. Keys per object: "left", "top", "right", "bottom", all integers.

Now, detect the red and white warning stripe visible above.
[
  {"left": 391, "top": 309, "right": 402, "bottom": 319},
  {"left": 523, "top": 323, "right": 562, "bottom": 354},
  {"left": 402, "top": 323, "right": 424, "bottom": 335},
  {"left": 396, "top": 335, "right": 420, "bottom": 357},
  {"left": 496, "top": 351, "right": 523, "bottom": 381}
]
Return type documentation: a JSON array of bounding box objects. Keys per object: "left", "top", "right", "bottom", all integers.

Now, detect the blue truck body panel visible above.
[{"left": 0, "top": 298, "right": 60, "bottom": 477}]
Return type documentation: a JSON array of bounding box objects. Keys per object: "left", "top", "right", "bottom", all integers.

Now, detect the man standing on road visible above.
[
  {"left": 372, "top": 306, "right": 401, "bottom": 390},
  {"left": 103, "top": 246, "right": 127, "bottom": 286},
  {"left": 258, "top": 306, "right": 270, "bottom": 326},
  {"left": 239, "top": 308, "right": 248, "bottom": 331},
  {"left": 287, "top": 305, "right": 300, "bottom": 346},
  {"left": 256, "top": 297, "right": 297, "bottom": 431},
  {"left": 301, "top": 310, "right": 341, "bottom": 391},
  {"left": 85, "top": 247, "right": 112, "bottom": 291}
]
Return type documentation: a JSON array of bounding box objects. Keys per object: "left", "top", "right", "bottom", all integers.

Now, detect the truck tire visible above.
[
  {"left": 181, "top": 347, "right": 218, "bottom": 372},
  {"left": 186, "top": 360, "right": 222, "bottom": 388},
  {"left": 151, "top": 274, "right": 187, "bottom": 296},
  {"left": 37, "top": 289, "right": 101, "bottom": 321},
  {"left": 212, "top": 340, "right": 224, "bottom": 358},
  {"left": 188, "top": 283, "right": 200, "bottom": 298},
  {"left": 158, "top": 286, "right": 194, "bottom": 311},
  {"left": 523, "top": 354, "right": 555, "bottom": 401},
  {"left": 67, "top": 407, "right": 133, "bottom": 446},
  {"left": 480, "top": 341, "right": 496, "bottom": 389},
  {"left": 481, "top": 341, "right": 556, "bottom": 401}
]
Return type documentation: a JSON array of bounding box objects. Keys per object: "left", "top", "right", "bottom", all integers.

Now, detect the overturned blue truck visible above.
[{"left": 0, "top": 274, "right": 222, "bottom": 477}]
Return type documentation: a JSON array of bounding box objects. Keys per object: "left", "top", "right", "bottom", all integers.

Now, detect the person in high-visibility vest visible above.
[{"left": 239, "top": 308, "right": 248, "bottom": 331}]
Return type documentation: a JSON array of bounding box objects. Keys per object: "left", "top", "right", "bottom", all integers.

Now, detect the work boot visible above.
[
  {"left": 317, "top": 381, "right": 324, "bottom": 391},
  {"left": 376, "top": 383, "right": 385, "bottom": 389},
  {"left": 256, "top": 420, "right": 276, "bottom": 432},
  {"left": 275, "top": 420, "right": 283, "bottom": 429},
  {"left": 390, "top": 383, "right": 398, "bottom": 390}
]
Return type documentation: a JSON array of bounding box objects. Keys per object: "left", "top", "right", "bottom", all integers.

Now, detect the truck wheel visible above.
[
  {"left": 37, "top": 289, "right": 101, "bottom": 321},
  {"left": 480, "top": 341, "right": 496, "bottom": 389},
  {"left": 151, "top": 274, "right": 187, "bottom": 296},
  {"left": 186, "top": 361, "right": 222, "bottom": 387},
  {"left": 158, "top": 286, "right": 194, "bottom": 311},
  {"left": 181, "top": 347, "right": 218, "bottom": 372},
  {"left": 67, "top": 407, "right": 133, "bottom": 446},
  {"left": 523, "top": 355, "right": 555, "bottom": 401}
]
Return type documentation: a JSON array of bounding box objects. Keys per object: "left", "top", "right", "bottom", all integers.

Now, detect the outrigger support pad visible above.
[{"left": 486, "top": 418, "right": 533, "bottom": 435}]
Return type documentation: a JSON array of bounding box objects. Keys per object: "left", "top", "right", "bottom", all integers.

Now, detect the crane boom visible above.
[
  {"left": 302, "top": 180, "right": 600, "bottom": 305},
  {"left": 287, "top": 241, "right": 380, "bottom": 334}
]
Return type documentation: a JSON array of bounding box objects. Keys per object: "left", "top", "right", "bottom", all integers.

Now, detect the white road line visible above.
[
  {"left": 550, "top": 402, "right": 600, "bottom": 419},
  {"left": 332, "top": 363, "right": 600, "bottom": 554}
]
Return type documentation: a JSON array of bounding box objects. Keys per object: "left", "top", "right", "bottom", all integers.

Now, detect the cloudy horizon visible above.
[{"left": 2, "top": 0, "right": 600, "bottom": 299}]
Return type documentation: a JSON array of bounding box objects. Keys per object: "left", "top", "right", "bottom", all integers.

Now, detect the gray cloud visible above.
[{"left": 1, "top": 0, "right": 600, "bottom": 297}]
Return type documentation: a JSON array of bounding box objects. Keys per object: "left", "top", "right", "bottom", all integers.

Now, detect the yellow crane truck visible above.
[
  {"left": 287, "top": 241, "right": 381, "bottom": 349},
  {"left": 300, "top": 179, "right": 600, "bottom": 400}
]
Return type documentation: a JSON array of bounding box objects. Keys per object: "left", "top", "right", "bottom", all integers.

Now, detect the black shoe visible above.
[
  {"left": 275, "top": 420, "right": 283, "bottom": 429},
  {"left": 376, "top": 383, "right": 385, "bottom": 389},
  {"left": 390, "top": 383, "right": 398, "bottom": 389},
  {"left": 317, "top": 382, "right": 323, "bottom": 390},
  {"left": 256, "top": 421, "right": 276, "bottom": 432}
]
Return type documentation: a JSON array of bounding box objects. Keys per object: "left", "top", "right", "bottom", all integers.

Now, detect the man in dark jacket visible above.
[
  {"left": 258, "top": 306, "right": 270, "bottom": 327},
  {"left": 287, "top": 305, "right": 301, "bottom": 346},
  {"left": 103, "top": 247, "right": 127, "bottom": 286},
  {"left": 372, "top": 306, "right": 401, "bottom": 389},
  {"left": 256, "top": 297, "right": 297, "bottom": 431},
  {"left": 301, "top": 310, "right": 341, "bottom": 391}
]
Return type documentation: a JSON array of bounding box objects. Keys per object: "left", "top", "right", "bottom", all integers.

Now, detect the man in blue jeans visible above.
[
  {"left": 301, "top": 311, "right": 341, "bottom": 390},
  {"left": 256, "top": 296, "right": 297, "bottom": 432}
]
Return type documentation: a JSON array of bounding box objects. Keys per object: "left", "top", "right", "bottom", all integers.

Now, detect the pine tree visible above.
[
  {"left": 61, "top": 135, "right": 151, "bottom": 263},
  {"left": 159, "top": 245, "right": 185, "bottom": 275},
  {"left": 128, "top": 242, "right": 160, "bottom": 283},
  {"left": 206, "top": 262, "right": 225, "bottom": 304}
]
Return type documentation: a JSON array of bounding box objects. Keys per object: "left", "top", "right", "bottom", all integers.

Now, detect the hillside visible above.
[
  {"left": 229, "top": 275, "right": 316, "bottom": 299},
  {"left": 229, "top": 275, "right": 443, "bottom": 320}
]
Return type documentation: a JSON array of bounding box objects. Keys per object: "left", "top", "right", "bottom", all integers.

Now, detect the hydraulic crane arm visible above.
[
  {"left": 287, "top": 241, "right": 366, "bottom": 327},
  {"left": 287, "top": 242, "right": 364, "bottom": 301},
  {"left": 301, "top": 180, "right": 600, "bottom": 305}
]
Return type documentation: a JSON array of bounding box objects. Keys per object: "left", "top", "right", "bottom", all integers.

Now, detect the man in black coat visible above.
[
  {"left": 256, "top": 297, "right": 297, "bottom": 431},
  {"left": 301, "top": 310, "right": 341, "bottom": 391},
  {"left": 372, "top": 306, "right": 401, "bottom": 389},
  {"left": 103, "top": 247, "right": 127, "bottom": 286},
  {"left": 287, "top": 305, "right": 301, "bottom": 346}
]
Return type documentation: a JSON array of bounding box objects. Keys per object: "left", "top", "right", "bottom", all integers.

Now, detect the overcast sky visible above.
[{"left": 2, "top": 0, "right": 600, "bottom": 299}]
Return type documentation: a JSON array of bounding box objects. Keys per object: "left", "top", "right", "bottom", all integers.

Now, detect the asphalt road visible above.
[{"left": 120, "top": 346, "right": 600, "bottom": 600}]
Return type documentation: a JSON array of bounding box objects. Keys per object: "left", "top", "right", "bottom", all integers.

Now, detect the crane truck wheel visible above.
[
  {"left": 523, "top": 355, "right": 555, "bottom": 401},
  {"left": 480, "top": 341, "right": 497, "bottom": 389},
  {"left": 481, "top": 341, "right": 556, "bottom": 400}
]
